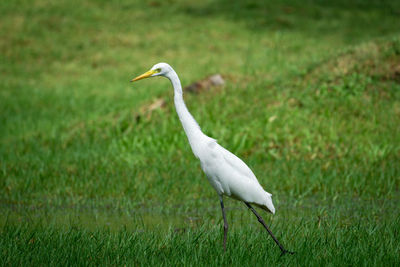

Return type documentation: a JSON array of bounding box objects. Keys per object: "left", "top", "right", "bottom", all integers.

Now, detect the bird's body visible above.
[
  {"left": 193, "top": 135, "right": 275, "bottom": 213},
  {"left": 131, "top": 63, "right": 292, "bottom": 254}
]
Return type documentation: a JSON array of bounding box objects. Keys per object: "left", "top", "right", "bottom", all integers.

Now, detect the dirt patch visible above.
[{"left": 304, "top": 39, "right": 400, "bottom": 85}]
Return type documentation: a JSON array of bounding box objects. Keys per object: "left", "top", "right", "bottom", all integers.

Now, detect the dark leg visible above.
[
  {"left": 220, "top": 196, "right": 228, "bottom": 251},
  {"left": 244, "top": 202, "right": 294, "bottom": 256}
]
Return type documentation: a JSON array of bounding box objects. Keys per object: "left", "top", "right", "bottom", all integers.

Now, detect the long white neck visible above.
[{"left": 165, "top": 70, "right": 206, "bottom": 153}]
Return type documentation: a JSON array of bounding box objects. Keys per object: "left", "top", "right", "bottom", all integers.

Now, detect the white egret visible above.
[{"left": 131, "top": 63, "right": 293, "bottom": 255}]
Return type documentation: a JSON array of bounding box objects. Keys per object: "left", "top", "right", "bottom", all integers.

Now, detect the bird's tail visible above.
[{"left": 258, "top": 192, "right": 275, "bottom": 214}]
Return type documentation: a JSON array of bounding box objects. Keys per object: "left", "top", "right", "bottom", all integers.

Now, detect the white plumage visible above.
[
  {"left": 200, "top": 142, "right": 276, "bottom": 214},
  {"left": 131, "top": 63, "right": 292, "bottom": 254}
]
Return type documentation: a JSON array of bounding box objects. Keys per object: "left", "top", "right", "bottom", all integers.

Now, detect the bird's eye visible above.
[{"left": 155, "top": 68, "right": 161, "bottom": 73}]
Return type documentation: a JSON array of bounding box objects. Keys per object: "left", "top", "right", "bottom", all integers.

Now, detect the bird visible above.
[{"left": 131, "top": 63, "right": 293, "bottom": 255}]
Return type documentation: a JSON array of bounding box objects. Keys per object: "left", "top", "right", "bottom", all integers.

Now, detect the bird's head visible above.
[{"left": 130, "top": 62, "right": 173, "bottom": 82}]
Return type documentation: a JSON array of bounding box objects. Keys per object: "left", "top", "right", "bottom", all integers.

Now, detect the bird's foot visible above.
[{"left": 280, "top": 249, "right": 295, "bottom": 257}]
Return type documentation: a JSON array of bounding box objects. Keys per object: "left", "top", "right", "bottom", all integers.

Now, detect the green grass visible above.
[
  {"left": 2, "top": 198, "right": 399, "bottom": 266},
  {"left": 1, "top": 0, "right": 400, "bottom": 265}
]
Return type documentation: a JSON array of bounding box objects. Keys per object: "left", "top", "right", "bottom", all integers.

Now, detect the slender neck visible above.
[{"left": 166, "top": 70, "right": 204, "bottom": 145}]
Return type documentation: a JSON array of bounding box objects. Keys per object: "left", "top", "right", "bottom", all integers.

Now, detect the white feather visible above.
[{"left": 134, "top": 62, "right": 276, "bottom": 214}]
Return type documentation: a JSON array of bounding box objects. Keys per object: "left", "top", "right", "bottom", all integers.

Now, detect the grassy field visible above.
[{"left": 1, "top": 0, "right": 400, "bottom": 265}]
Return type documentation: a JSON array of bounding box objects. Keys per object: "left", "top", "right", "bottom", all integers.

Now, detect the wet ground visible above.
[{"left": 1, "top": 194, "right": 398, "bottom": 231}]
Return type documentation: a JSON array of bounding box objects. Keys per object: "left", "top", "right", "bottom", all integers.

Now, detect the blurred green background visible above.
[{"left": 1, "top": 0, "right": 399, "bottom": 265}]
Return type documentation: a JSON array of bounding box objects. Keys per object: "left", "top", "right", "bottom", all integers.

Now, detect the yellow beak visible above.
[{"left": 130, "top": 69, "right": 157, "bottom": 82}]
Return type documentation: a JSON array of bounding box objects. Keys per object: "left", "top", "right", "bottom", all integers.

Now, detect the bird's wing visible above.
[{"left": 216, "top": 144, "right": 259, "bottom": 183}]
